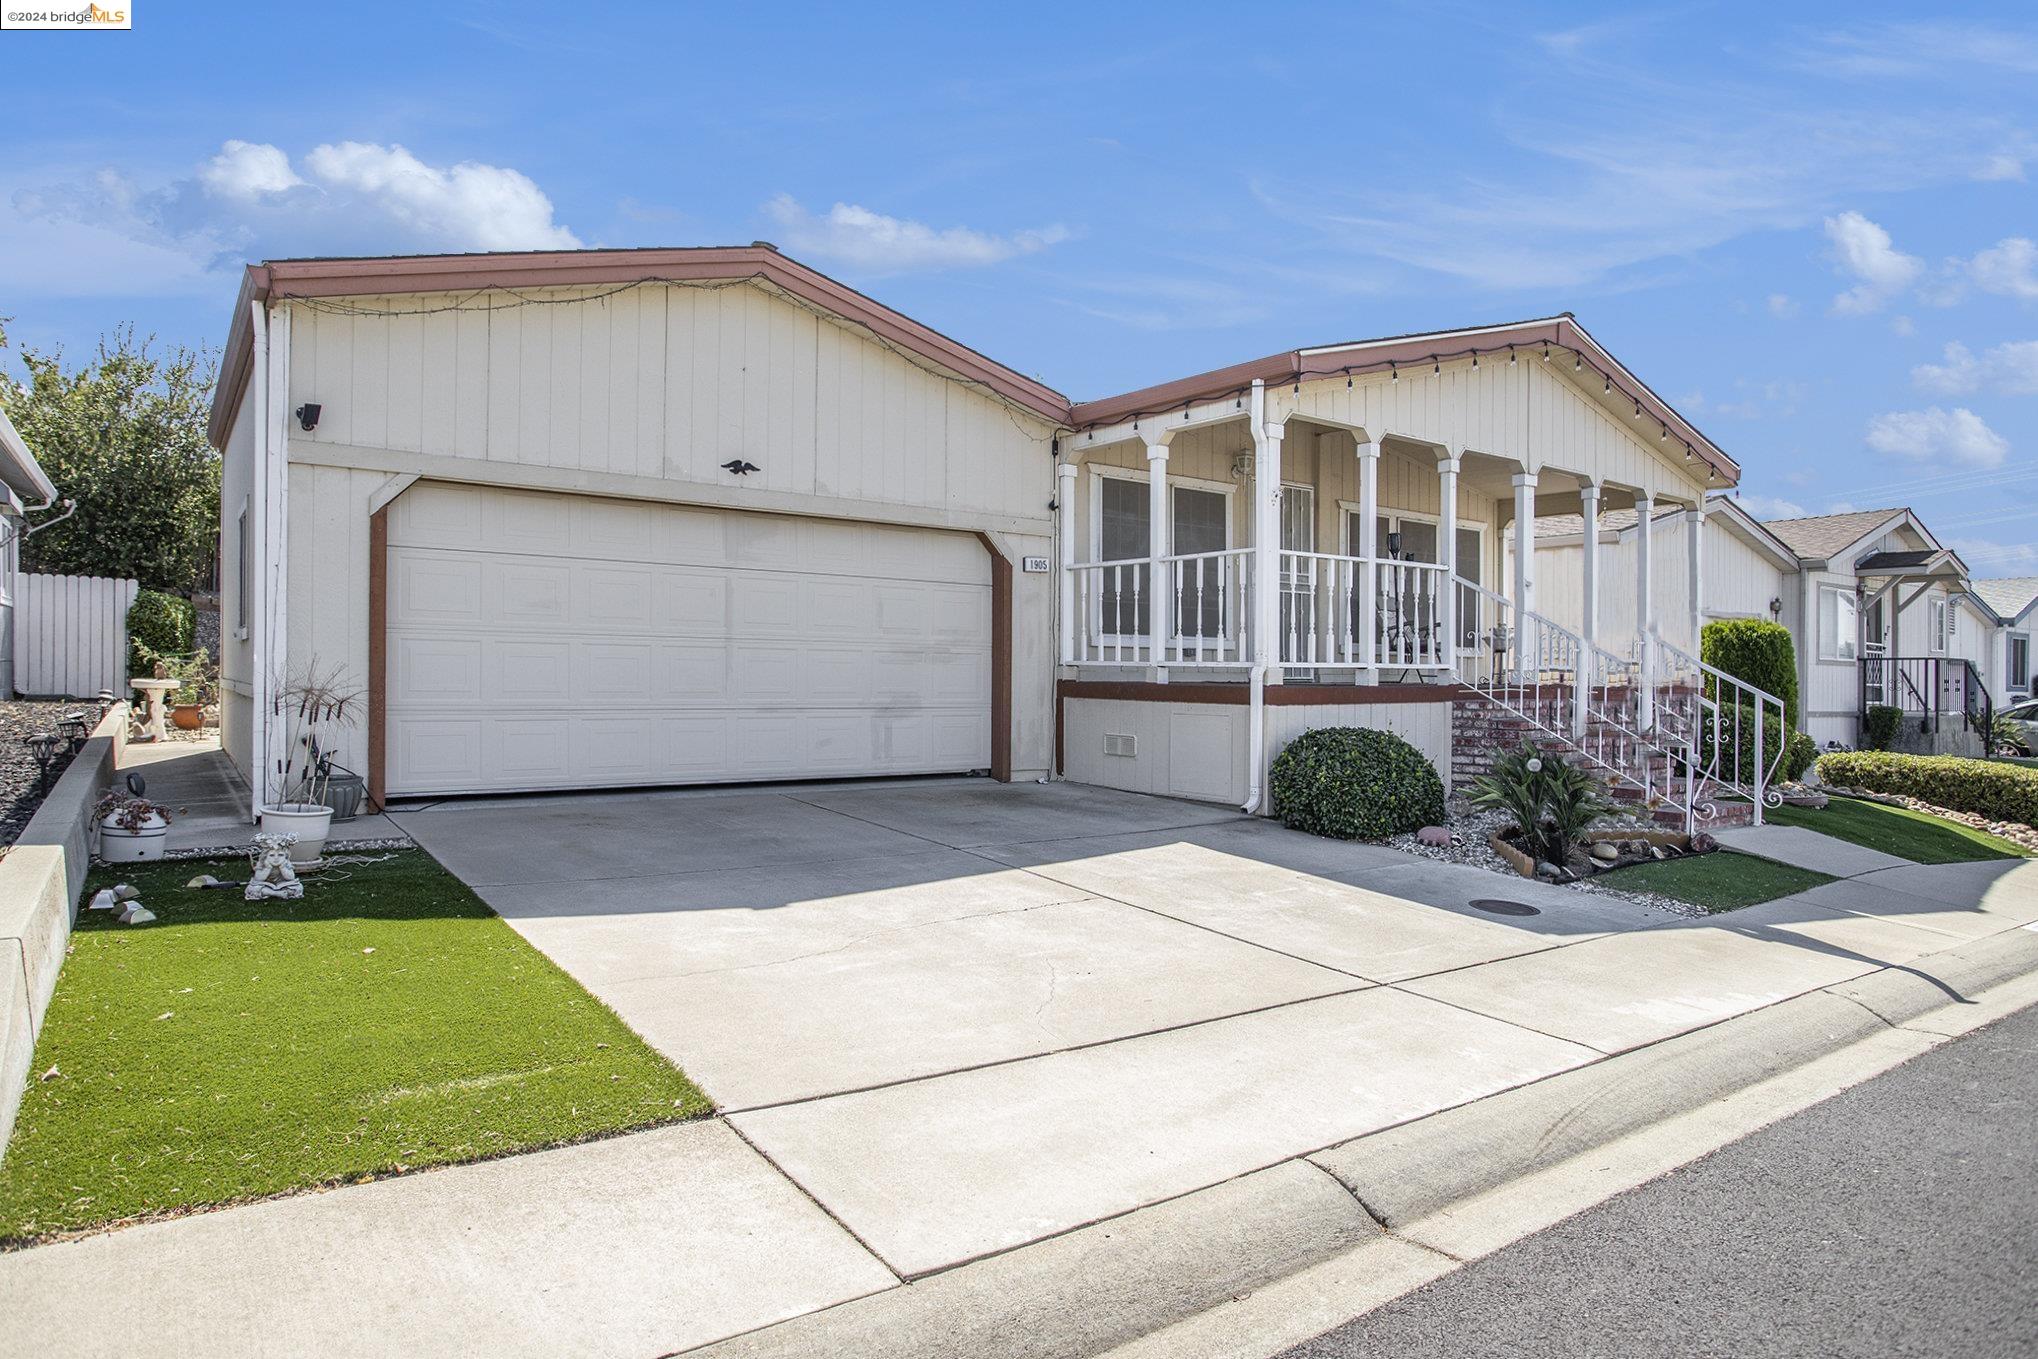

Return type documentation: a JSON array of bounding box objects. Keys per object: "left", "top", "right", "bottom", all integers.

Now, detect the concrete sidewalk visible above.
[
  {"left": 5, "top": 779, "right": 2037, "bottom": 1358},
  {"left": 120, "top": 737, "right": 411, "bottom": 853}
]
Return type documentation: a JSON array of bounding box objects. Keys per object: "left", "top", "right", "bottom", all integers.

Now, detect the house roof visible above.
[
  {"left": 1758, "top": 508, "right": 1907, "bottom": 561},
  {"left": 1973, "top": 576, "right": 2038, "bottom": 623},
  {"left": 1856, "top": 549, "right": 1940, "bottom": 572},
  {"left": 0, "top": 402, "right": 58, "bottom": 507},
  {"left": 205, "top": 244, "right": 1073, "bottom": 447},
  {"left": 1066, "top": 314, "right": 1740, "bottom": 485}
]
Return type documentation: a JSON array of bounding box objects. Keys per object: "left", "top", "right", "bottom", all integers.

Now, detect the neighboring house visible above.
[
  {"left": 209, "top": 248, "right": 1745, "bottom": 825},
  {"left": 1970, "top": 577, "right": 2038, "bottom": 710},
  {"left": 0, "top": 404, "right": 62, "bottom": 698},
  {"left": 1533, "top": 500, "right": 1992, "bottom": 752}
]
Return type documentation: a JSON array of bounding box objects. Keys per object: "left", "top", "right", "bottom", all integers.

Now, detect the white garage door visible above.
[{"left": 384, "top": 483, "right": 992, "bottom": 796}]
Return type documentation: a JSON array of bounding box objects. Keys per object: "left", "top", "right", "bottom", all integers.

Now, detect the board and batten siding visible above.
[
  {"left": 1527, "top": 514, "right": 1791, "bottom": 657},
  {"left": 285, "top": 283, "right": 1052, "bottom": 524},
  {"left": 274, "top": 280, "right": 1060, "bottom": 786}
]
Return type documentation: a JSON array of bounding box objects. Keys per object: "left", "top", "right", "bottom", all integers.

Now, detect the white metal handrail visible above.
[{"left": 1651, "top": 633, "right": 1787, "bottom": 827}]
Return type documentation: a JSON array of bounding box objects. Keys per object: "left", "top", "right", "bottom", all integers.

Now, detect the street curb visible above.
[{"left": 681, "top": 923, "right": 2038, "bottom": 1359}]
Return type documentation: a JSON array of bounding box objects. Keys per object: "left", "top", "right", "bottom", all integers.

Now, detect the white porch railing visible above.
[
  {"left": 1271, "top": 550, "right": 1450, "bottom": 670},
  {"left": 1067, "top": 549, "right": 1254, "bottom": 667}
]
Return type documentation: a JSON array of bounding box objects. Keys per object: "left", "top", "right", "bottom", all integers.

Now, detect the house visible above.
[
  {"left": 0, "top": 404, "right": 62, "bottom": 698},
  {"left": 209, "top": 247, "right": 1758, "bottom": 827},
  {"left": 1531, "top": 500, "right": 1992, "bottom": 753},
  {"left": 1971, "top": 577, "right": 2038, "bottom": 709}
]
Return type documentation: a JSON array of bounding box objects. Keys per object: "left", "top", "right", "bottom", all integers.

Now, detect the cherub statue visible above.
[{"left": 245, "top": 832, "right": 304, "bottom": 901}]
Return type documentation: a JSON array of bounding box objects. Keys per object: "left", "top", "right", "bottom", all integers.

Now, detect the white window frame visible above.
[
  {"left": 1086, "top": 464, "right": 1238, "bottom": 646},
  {"left": 2010, "top": 632, "right": 2031, "bottom": 694},
  {"left": 1817, "top": 583, "right": 1858, "bottom": 663},
  {"left": 1929, "top": 597, "right": 1950, "bottom": 654},
  {"left": 234, "top": 496, "right": 251, "bottom": 641}
]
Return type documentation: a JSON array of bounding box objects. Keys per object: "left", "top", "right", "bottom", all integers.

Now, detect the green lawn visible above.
[
  {"left": 0, "top": 851, "right": 708, "bottom": 1243},
  {"left": 1598, "top": 850, "right": 1836, "bottom": 913},
  {"left": 1770, "top": 796, "right": 2030, "bottom": 864}
]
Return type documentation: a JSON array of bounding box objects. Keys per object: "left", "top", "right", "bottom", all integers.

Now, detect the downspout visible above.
[
  {"left": 1242, "top": 379, "right": 1270, "bottom": 814},
  {"left": 247, "top": 300, "right": 270, "bottom": 819}
]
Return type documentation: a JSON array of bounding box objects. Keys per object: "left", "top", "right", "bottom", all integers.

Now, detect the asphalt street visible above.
[{"left": 1284, "top": 1000, "right": 2038, "bottom": 1359}]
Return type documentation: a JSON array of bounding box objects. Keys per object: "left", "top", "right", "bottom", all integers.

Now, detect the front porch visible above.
[{"left": 1049, "top": 323, "right": 1784, "bottom": 829}]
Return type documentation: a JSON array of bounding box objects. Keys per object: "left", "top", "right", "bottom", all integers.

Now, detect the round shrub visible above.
[
  {"left": 127, "top": 589, "right": 194, "bottom": 676},
  {"left": 1269, "top": 726, "right": 1446, "bottom": 841}
]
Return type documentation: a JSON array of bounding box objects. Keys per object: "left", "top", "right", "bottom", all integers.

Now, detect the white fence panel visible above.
[{"left": 13, "top": 573, "right": 140, "bottom": 698}]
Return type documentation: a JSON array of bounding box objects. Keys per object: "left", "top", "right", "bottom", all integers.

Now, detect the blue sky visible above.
[{"left": 3, "top": 2, "right": 2035, "bottom": 576}]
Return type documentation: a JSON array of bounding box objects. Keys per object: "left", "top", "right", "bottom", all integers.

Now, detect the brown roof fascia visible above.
[{"left": 206, "top": 246, "right": 1073, "bottom": 448}]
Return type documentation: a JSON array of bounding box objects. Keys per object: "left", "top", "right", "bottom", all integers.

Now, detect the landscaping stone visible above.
[{"left": 0, "top": 700, "right": 90, "bottom": 848}]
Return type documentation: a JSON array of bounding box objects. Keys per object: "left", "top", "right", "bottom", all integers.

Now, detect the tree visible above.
[{"left": 0, "top": 321, "right": 220, "bottom": 592}]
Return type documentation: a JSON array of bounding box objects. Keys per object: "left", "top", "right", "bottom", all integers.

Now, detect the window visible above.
[
  {"left": 1929, "top": 598, "right": 1954, "bottom": 654},
  {"left": 2010, "top": 634, "right": 2030, "bottom": 692},
  {"left": 1818, "top": 585, "right": 1858, "bottom": 661},
  {"left": 235, "top": 498, "right": 251, "bottom": 638},
  {"left": 1090, "top": 468, "right": 1231, "bottom": 639}
]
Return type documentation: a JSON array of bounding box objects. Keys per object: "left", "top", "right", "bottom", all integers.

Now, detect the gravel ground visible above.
[
  {"left": 0, "top": 700, "right": 96, "bottom": 848},
  {"left": 1385, "top": 795, "right": 1707, "bottom": 919}
]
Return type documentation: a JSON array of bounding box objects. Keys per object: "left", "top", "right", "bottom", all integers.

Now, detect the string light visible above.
[{"left": 1508, "top": 346, "right": 1516, "bottom": 364}]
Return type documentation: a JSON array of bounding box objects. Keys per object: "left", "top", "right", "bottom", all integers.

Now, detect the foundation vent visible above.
[{"left": 1103, "top": 733, "right": 1137, "bottom": 758}]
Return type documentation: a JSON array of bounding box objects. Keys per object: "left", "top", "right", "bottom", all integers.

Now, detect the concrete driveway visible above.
[{"left": 390, "top": 778, "right": 1649, "bottom": 1115}]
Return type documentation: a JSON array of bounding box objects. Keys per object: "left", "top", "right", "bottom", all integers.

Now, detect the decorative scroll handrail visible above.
[{"left": 1650, "top": 633, "right": 1786, "bottom": 827}]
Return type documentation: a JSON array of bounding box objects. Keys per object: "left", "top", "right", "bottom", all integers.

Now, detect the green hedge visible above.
[
  {"left": 127, "top": 590, "right": 194, "bottom": 676},
  {"left": 1815, "top": 750, "right": 2038, "bottom": 828},
  {"left": 1701, "top": 618, "right": 1799, "bottom": 727},
  {"left": 1863, "top": 704, "right": 1903, "bottom": 751},
  {"left": 1269, "top": 726, "right": 1445, "bottom": 841}
]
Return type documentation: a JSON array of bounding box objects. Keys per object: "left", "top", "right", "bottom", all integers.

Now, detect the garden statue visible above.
[{"left": 245, "top": 832, "right": 305, "bottom": 901}]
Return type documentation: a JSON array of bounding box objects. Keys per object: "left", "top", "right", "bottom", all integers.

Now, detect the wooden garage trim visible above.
[
  {"left": 978, "top": 532, "right": 1013, "bottom": 782},
  {"left": 367, "top": 501, "right": 390, "bottom": 812}
]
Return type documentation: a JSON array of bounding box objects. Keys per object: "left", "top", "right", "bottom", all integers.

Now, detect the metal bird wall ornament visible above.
[{"left": 721, "top": 459, "right": 761, "bottom": 476}]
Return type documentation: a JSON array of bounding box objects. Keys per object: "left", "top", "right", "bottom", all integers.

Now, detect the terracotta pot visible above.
[{"left": 170, "top": 703, "right": 205, "bottom": 731}]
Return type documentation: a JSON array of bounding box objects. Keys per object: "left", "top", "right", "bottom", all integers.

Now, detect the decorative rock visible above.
[
  {"left": 1590, "top": 842, "right": 1620, "bottom": 863},
  {"left": 1649, "top": 844, "right": 1669, "bottom": 860},
  {"left": 117, "top": 903, "right": 156, "bottom": 925},
  {"left": 1416, "top": 825, "right": 1452, "bottom": 847},
  {"left": 1690, "top": 831, "right": 1719, "bottom": 853},
  {"left": 112, "top": 883, "right": 140, "bottom": 901},
  {"left": 1535, "top": 860, "right": 1563, "bottom": 879},
  {"left": 87, "top": 888, "right": 118, "bottom": 911}
]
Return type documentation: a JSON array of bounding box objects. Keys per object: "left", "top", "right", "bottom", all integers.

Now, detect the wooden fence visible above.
[{"left": 11, "top": 572, "right": 140, "bottom": 698}]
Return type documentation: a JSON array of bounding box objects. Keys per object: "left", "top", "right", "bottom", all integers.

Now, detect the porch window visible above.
[
  {"left": 1929, "top": 598, "right": 1952, "bottom": 654},
  {"left": 1455, "top": 526, "right": 1483, "bottom": 650},
  {"left": 2011, "top": 634, "right": 2030, "bottom": 692},
  {"left": 1818, "top": 585, "right": 1858, "bottom": 661},
  {"left": 1094, "top": 471, "right": 1229, "bottom": 638}
]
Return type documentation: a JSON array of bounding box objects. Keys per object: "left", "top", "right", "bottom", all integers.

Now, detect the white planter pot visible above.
[
  {"left": 98, "top": 811, "right": 168, "bottom": 863},
  {"left": 259, "top": 803, "right": 334, "bottom": 864}
]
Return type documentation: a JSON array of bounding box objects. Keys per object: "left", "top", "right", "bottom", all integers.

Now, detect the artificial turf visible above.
[
  {"left": 1598, "top": 849, "right": 1837, "bottom": 914},
  {"left": 0, "top": 850, "right": 709, "bottom": 1243},
  {"left": 1769, "top": 795, "right": 2031, "bottom": 865}
]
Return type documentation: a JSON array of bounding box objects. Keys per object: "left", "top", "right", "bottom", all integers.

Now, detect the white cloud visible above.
[
  {"left": 1826, "top": 211, "right": 1921, "bottom": 314},
  {"left": 1912, "top": 340, "right": 2038, "bottom": 396},
  {"left": 1735, "top": 492, "right": 1808, "bottom": 519},
  {"left": 199, "top": 140, "right": 303, "bottom": 201},
  {"left": 1968, "top": 237, "right": 2038, "bottom": 300},
  {"left": 762, "top": 194, "right": 1068, "bottom": 274},
  {"left": 1864, "top": 406, "right": 2010, "bottom": 468},
  {"left": 1891, "top": 314, "right": 1917, "bottom": 336},
  {"left": 300, "top": 142, "right": 578, "bottom": 251},
  {"left": 10, "top": 139, "right": 579, "bottom": 287},
  {"left": 1766, "top": 292, "right": 1799, "bottom": 318},
  {"left": 1976, "top": 153, "right": 2026, "bottom": 182}
]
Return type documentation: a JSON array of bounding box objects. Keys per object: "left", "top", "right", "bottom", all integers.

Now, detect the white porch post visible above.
[
  {"left": 1146, "top": 437, "right": 1170, "bottom": 682},
  {"left": 1056, "top": 460, "right": 1077, "bottom": 664},
  {"left": 1358, "top": 439, "right": 1381, "bottom": 683},
  {"left": 1686, "top": 501, "right": 1706, "bottom": 654},
  {"left": 1511, "top": 473, "right": 1535, "bottom": 678},
  {"left": 1437, "top": 450, "right": 1460, "bottom": 680},
  {"left": 1258, "top": 421, "right": 1286, "bottom": 683},
  {"left": 1577, "top": 481, "right": 1601, "bottom": 741},
  {"left": 1636, "top": 492, "right": 1656, "bottom": 726}
]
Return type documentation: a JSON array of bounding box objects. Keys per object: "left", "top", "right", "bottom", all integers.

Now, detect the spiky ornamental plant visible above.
[
  {"left": 269, "top": 658, "right": 363, "bottom": 808},
  {"left": 1468, "top": 742, "right": 1613, "bottom": 865}
]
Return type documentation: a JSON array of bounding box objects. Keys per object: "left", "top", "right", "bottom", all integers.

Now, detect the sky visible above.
[{"left": 2, "top": 2, "right": 2036, "bottom": 578}]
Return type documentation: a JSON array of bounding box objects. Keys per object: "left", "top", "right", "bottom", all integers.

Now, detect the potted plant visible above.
[
  {"left": 168, "top": 648, "right": 214, "bottom": 730},
  {"left": 96, "top": 776, "right": 173, "bottom": 863},
  {"left": 259, "top": 659, "right": 362, "bottom": 864}
]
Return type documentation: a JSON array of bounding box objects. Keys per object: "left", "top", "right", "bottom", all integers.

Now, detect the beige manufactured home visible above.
[{"left": 210, "top": 245, "right": 1782, "bottom": 828}]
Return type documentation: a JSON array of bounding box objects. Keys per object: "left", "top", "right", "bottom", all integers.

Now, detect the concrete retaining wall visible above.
[{"left": 0, "top": 702, "right": 128, "bottom": 1156}]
